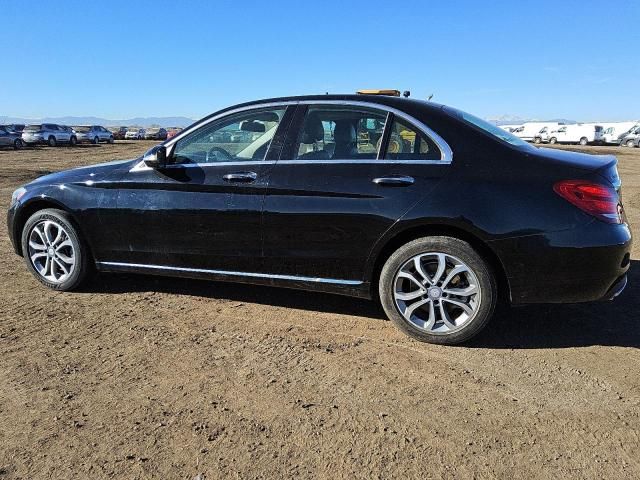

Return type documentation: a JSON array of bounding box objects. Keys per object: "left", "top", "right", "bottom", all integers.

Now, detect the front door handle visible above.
[
  {"left": 372, "top": 175, "right": 415, "bottom": 186},
  {"left": 223, "top": 171, "right": 258, "bottom": 183}
]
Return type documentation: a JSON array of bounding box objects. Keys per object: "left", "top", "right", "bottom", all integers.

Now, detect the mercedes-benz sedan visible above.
[{"left": 7, "top": 93, "right": 632, "bottom": 344}]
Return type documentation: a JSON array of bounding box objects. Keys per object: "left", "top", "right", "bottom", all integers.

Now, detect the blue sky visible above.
[{"left": 1, "top": 0, "right": 638, "bottom": 122}]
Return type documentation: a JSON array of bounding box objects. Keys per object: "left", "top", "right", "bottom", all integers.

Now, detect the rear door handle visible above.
[
  {"left": 223, "top": 171, "right": 257, "bottom": 183},
  {"left": 372, "top": 175, "right": 415, "bottom": 186}
]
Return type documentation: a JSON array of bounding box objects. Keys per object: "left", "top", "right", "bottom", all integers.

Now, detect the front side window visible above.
[
  {"left": 384, "top": 118, "right": 441, "bottom": 160},
  {"left": 294, "top": 106, "right": 387, "bottom": 160},
  {"left": 172, "top": 107, "right": 286, "bottom": 164}
]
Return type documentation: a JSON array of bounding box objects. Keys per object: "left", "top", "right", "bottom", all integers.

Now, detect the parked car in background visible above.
[
  {"left": 144, "top": 127, "right": 168, "bottom": 140},
  {"left": 21, "top": 124, "right": 77, "bottom": 146},
  {"left": 7, "top": 92, "right": 631, "bottom": 345},
  {"left": 601, "top": 122, "right": 638, "bottom": 144},
  {"left": 618, "top": 125, "right": 640, "bottom": 147},
  {"left": 73, "top": 125, "right": 114, "bottom": 144},
  {"left": 109, "top": 127, "right": 128, "bottom": 140},
  {"left": 548, "top": 124, "right": 603, "bottom": 145},
  {"left": 166, "top": 127, "right": 183, "bottom": 139},
  {"left": 125, "top": 128, "right": 145, "bottom": 140},
  {"left": 0, "top": 125, "right": 24, "bottom": 149}
]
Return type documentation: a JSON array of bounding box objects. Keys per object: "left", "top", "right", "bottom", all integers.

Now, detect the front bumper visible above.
[{"left": 490, "top": 220, "right": 632, "bottom": 305}]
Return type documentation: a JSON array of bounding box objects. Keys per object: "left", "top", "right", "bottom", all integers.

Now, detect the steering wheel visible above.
[{"left": 206, "top": 146, "right": 233, "bottom": 163}]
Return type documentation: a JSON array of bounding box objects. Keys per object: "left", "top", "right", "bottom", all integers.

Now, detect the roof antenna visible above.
[
  {"left": 403, "top": 90, "right": 411, "bottom": 98},
  {"left": 427, "top": 94, "right": 434, "bottom": 101}
]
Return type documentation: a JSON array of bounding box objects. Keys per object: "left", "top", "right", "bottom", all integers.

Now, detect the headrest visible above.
[
  {"left": 334, "top": 121, "right": 356, "bottom": 144},
  {"left": 301, "top": 115, "right": 325, "bottom": 143}
]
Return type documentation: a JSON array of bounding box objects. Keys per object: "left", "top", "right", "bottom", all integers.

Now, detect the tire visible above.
[
  {"left": 627, "top": 140, "right": 635, "bottom": 148},
  {"left": 549, "top": 137, "right": 557, "bottom": 144},
  {"left": 534, "top": 137, "right": 541, "bottom": 144},
  {"left": 14, "top": 138, "right": 24, "bottom": 150},
  {"left": 48, "top": 136, "right": 57, "bottom": 147},
  {"left": 21, "top": 209, "right": 91, "bottom": 291},
  {"left": 108, "top": 136, "right": 114, "bottom": 144},
  {"left": 378, "top": 236, "right": 497, "bottom": 345},
  {"left": 93, "top": 136, "right": 99, "bottom": 145},
  {"left": 579, "top": 137, "right": 588, "bottom": 146},
  {"left": 69, "top": 136, "right": 77, "bottom": 146}
]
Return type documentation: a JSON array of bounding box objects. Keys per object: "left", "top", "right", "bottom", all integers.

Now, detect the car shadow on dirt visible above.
[
  {"left": 85, "top": 261, "right": 638, "bottom": 349},
  {"left": 85, "top": 273, "right": 385, "bottom": 319}
]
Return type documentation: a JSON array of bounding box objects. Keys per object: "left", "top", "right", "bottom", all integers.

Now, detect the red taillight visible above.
[{"left": 553, "top": 179, "right": 622, "bottom": 224}]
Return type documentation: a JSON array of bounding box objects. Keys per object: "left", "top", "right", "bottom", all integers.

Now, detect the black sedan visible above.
[{"left": 7, "top": 93, "right": 632, "bottom": 344}]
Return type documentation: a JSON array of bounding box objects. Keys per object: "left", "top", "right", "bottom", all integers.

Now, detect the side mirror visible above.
[{"left": 143, "top": 145, "right": 169, "bottom": 169}]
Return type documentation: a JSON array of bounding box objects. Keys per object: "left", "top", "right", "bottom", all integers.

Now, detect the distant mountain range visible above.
[
  {"left": 487, "top": 115, "right": 578, "bottom": 126},
  {"left": 0, "top": 115, "right": 195, "bottom": 128}
]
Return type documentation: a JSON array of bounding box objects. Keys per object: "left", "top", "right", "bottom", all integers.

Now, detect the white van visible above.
[
  {"left": 513, "top": 122, "right": 564, "bottom": 142},
  {"left": 602, "top": 122, "right": 638, "bottom": 145},
  {"left": 498, "top": 124, "right": 521, "bottom": 133},
  {"left": 548, "top": 124, "right": 604, "bottom": 145}
]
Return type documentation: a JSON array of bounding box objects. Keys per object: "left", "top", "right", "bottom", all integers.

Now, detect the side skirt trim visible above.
[{"left": 96, "top": 261, "right": 363, "bottom": 286}]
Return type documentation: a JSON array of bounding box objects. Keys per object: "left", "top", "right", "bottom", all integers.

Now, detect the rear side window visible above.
[
  {"left": 294, "top": 106, "right": 387, "bottom": 160},
  {"left": 384, "top": 118, "right": 441, "bottom": 160}
]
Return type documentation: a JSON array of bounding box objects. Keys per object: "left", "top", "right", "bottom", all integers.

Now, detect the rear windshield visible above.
[
  {"left": 444, "top": 107, "right": 532, "bottom": 149},
  {"left": 24, "top": 125, "right": 42, "bottom": 131},
  {"left": 74, "top": 126, "right": 91, "bottom": 132}
]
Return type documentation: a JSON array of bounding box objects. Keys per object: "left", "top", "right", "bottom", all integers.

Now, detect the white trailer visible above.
[{"left": 548, "top": 124, "right": 604, "bottom": 145}]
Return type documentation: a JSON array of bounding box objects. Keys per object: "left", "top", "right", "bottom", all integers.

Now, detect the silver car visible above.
[
  {"left": 73, "top": 125, "right": 115, "bottom": 144},
  {"left": 0, "top": 126, "right": 24, "bottom": 149},
  {"left": 22, "top": 124, "right": 77, "bottom": 147},
  {"left": 125, "top": 128, "right": 145, "bottom": 140}
]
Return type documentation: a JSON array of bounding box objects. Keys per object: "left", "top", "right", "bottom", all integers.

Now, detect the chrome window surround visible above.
[
  {"left": 97, "top": 261, "right": 363, "bottom": 286},
  {"left": 130, "top": 100, "right": 453, "bottom": 172}
]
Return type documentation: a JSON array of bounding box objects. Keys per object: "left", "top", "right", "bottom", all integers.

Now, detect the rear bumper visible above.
[{"left": 490, "top": 221, "right": 632, "bottom": 305}]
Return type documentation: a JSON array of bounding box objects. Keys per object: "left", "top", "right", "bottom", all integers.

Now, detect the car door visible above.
[
  {"left": 261, "top": 102, "right": 452, "bottom": 282},
  {"left": 107, "top": 105, "right": 294, "bottom": 273}
]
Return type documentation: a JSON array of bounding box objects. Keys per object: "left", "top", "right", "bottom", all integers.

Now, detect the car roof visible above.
[{"left": 225, "top": 93, "right": 444, "bottom": 113}]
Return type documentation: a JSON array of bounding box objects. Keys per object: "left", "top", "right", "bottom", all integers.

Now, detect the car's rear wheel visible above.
[
  {"left": 379, "top": 236, "right": 497, "bottom": 345},
  {"left": 549, "top": 137, "right": 557, "bottom": 144},
  {"left": 93, "top": 136, "right": 99, "bottom": 144},
  {"left": 579, "top": 137, "right": 588, "bottom": 146},
  {"left": 48, "top": 136, "right": 56, "bottom": 147},
  {"left": 14, "top": 138, "right": 23, "bottom": 150},
  {"left": 534, "top": 137, "right": 541, "bottom": 144},
  {"left": 69, "top": 135, "right": 77, "bottom": 146},
  {"left": 108, "top": 136, "right": 114, "bottom": 144},
  {"left": 627, "top": 140, "right": 635, "bottom": 148},
  {"left": 21, "top": 209, "right": 91, "bottom": 291}
]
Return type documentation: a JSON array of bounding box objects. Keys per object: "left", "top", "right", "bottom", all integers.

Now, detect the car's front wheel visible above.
[
  {"left": 379, "top": 236, "right": 497, "bottom": 345},
  {"left": 627, "top": 140, "right": 635, "bottom": 148},
  {"left": 21, "top": 209, "right": 91, "bottom": 291},
  {"left": 549, "top": 137, "right": 557, "bottom": 144},
  {"left": 48, "top": 136, "right": 57, "bottom": 147},
  {"left": 14, "top": 138, "right": 23, "bottom": 150}
]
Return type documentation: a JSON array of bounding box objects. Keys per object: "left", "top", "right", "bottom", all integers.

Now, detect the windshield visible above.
[
  {"left": 444, "top": 107, "right": 532, "bottom": 148},
  {"left": 24, "top": 125, "right": 42, "bottom": 131}
]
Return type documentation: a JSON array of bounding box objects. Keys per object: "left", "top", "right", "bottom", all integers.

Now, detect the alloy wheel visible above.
[
  {"left": 393, "top": 252, "right": 481, "bottom": 334},
  {"left": 27, "top": 220, "right": 76, "bottom": 284}
]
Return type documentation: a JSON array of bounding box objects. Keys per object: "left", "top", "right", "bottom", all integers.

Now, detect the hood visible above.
[{"left": 27, "top": 158, "right": 136, "bottom": 187}]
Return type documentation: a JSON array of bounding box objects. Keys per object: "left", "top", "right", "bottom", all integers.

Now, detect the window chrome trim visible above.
[
  {"left": 129, "top": 99, "right": 453, "bottom": 172},
  {"left": 97, "top": 261, "right": 363, "bottom": 286}
]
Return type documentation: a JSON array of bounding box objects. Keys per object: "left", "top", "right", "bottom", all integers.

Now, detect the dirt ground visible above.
[{"left": 0, "top": 141, "right": 638, "bottom": 479}]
